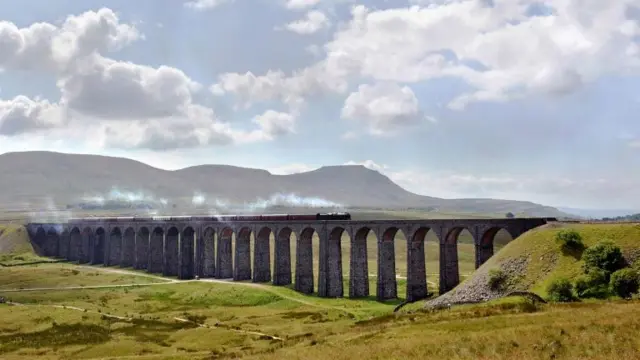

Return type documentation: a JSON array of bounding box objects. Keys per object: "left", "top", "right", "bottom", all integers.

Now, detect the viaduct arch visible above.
[{"left": 26, "top": 217, "right": 551, "bottom": 302}]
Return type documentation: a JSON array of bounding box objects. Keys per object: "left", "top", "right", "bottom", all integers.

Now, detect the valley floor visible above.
[{"left": 1, "top": 263, "right": 640, "bottom": 359}]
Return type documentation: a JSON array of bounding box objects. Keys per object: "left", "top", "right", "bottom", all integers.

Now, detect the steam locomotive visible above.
[{"left": 72, "top": 212, "right": 352, "bottom": 223}]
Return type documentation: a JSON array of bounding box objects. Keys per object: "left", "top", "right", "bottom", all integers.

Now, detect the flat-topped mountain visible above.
[{"left": 0, "top": 151, "right": 567, "bottom": 217}]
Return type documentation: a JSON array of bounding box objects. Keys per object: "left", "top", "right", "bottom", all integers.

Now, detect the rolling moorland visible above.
[
  {"left": 0, "top": 151, "right": 569, "bottom": 218},
  {"left": 2, "top": 222, "right": 640, "bottom": 359}
]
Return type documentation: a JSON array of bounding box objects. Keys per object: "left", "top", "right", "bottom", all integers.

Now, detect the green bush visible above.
[
  {"left": 555, "top": 229, "right": 583, "bottom": 251},
  {"left": 582, "top": 240, "right": 625, "bottom": 275},
  {"left": 610, "top": 268, "right": 640, "bottom": 298},
  {"left": 487, "top": 268, "right": 508, "bottom": 291},
  {"left": 574, "top": 269, "right": 610, "bottom": 299},
  {"left": 547, "top": 278, "right": 576, "bottom": 302}
]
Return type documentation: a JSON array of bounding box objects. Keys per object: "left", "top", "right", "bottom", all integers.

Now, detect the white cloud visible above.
[
  {"left": 269, "top": 163, "right": 318, "bottom": 174},
  {"left": 99, "top": 116, "right": 236, "bottom": 150},
  {"left": 630, "top": 140, "right": 640, "bottom": 148},
  {"left": 58, "top": 54, "right": 201, "bottom": 120},
  {"left": 0, "top": 96, "right": 65, "bottom": 135},
  {"left": 343, "top": 160, "right": 388, "bottom": 172},
  {"left": 322, "top": 2, "right": 640, "bottom": 109},
  {"left": 184, "top": 0, "right": 233, "bottom": 11},
  {"left": 284, "top": 0, "right": 322, "bottom": 10},
  {"left": 0, "top": 8, "right": 296, "bottom": 151},
  {"left": 341, "top": 82, "right": 428, "bottom": 136},
  {"left": 249, "top": 110, "right": 297, "bottom": 141},
  {"left": 219, "top": 1, "right": 640, "bottom": 114},
  {"left": 0, "top": 8, "right": 140, "bottom": 73},
  {"left": 284, "top": 10, "right": 330, "bottom": 34},
  {"left": 211, "top": 66, "right": 347, "bottom": 111}
]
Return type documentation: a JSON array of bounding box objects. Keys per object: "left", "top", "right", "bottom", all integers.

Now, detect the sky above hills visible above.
[{"left": 1, "top": 0, "right": 639, "bottom": 210}]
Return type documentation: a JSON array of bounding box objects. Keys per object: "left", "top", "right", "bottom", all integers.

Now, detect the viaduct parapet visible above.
[{"left": 26, "top": 217, "right": 552, "bottom": 301}]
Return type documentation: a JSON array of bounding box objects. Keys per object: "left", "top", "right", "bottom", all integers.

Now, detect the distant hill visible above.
[
  {"left": 0, "top": 151, "right": 569, "bottom": 217},
  {"left": 601, "top": 213, "right": 640, "bottom": 221},
  {"left": 557, "top": 207, "right": 640, "bottom": 219}
]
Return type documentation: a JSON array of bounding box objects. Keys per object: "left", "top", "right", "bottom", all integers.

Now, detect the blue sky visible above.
[{"left": 1, "top": 0, "right": 640, "bottom": 210}]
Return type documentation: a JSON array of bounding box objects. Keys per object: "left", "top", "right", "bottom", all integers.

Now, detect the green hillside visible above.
[
  {"left": 430, "top": 222, "right": 640, "bottom": 305},
  {"left": 0, "top": 225, "right": 47, "bottom": 265}
]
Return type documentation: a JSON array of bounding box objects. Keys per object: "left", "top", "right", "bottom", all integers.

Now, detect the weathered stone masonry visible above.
[{"left": 26, "top": 218, "right": 551, "bottom": 301}]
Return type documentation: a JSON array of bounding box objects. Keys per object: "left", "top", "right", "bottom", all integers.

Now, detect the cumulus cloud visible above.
[
  {"left": 284, "top": 10, "right": 330, "bottom": 34},
  {"left": 0, "top": 8, "right": 140, "bottom": 73},
  {"left": 324, "top": 2, "right": 640, "bottom": 108},
  {"left": 58, "top": 54, "right": 201, "bottom": 120},
  {"left": 250, "top": 110, "right": 296, "bottom": 140},
  {"left": 284, "top": 0, "right": 322, "bottom": 10},
  {"left": 0, "top": 96, "right": 65, "bottom": 136},
  {"left": 184, "top": 0, "right": 233, "bottom": 11},
  {"left": 211, "top": 66, "right": 347, "bottom": 111},
  {"left": 0, "top": 7, "right": 299, "bottom": 150},
  {"left": 341, "top": 82, "right": 431, "bottom": 136},
  {"left": 217, "top": 0, "right": 640, "bottom": 114}
]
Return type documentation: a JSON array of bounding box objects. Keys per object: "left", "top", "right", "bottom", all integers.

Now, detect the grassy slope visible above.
[
  {"left": 0, "top": 225, "right": 54, "bottom": 265},
  {"left": 475, "top": 222, "right": 640, "bottom": 296},
  {"left": 2, "top": 279, "right": 640, "bottom": 359},
  {"left": 2, "top": 222, "right": 640, "bottom": 359},
  {"left": 0, "top": 264, "right": 168, "bottom": 290}
]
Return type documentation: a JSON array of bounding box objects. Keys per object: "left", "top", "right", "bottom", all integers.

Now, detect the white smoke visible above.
[
  {"left": 27, "top": 197, "right": 73, "bottom": 223},
  {"left": 191, "top": 193, "right": 206, "bottom": 206},
  {"left": 80, "top": 187, "right": 158, "bottom": 204},
  {"left": 25, "top": 187, "right": 345, "bottom": 222},
  {"left": 194, "top": 192, "right": 344, "bottom": 214},
  {"left": 244, "top": 193, "right": 343, "bottom": 210}
]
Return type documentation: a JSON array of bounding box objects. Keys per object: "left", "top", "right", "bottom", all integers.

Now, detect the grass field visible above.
[
  {"left": 2, "top": 222, "right": 640, "bottom": 358},
  {"left": 2, "top": 268, "right": 640, "bottom": 359},
  {"left": 478, "top": 222, "right": 640, "bottom": 296}
]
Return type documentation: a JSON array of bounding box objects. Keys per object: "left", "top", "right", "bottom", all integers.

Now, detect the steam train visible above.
[{"left": 71, "top": 212, "right": 352, "bottom": 223}]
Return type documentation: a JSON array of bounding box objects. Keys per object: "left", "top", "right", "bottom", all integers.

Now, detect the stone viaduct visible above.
[{"left": 26, "top": 217, "right": 553, "bottom": 301}]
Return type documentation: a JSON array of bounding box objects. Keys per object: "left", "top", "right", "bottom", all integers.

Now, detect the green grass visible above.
[
  {"left": 473, "top": 222, "right": 640, "bottom": 297},
  {"left": 3, "top": 277, "right": 640, "bottom": 359},
  {"left": 0, "top": 225, "right": 46, "bottom": 265},
  {"left": 2, "top": 220, "right": 640, "bottom": 360},
  {"left": 0, "top": 264, "right": 168, "bottom": 290}
]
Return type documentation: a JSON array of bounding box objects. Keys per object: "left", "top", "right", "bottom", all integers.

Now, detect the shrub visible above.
[
  {"left": 574, "top": 269, "right": 610, "bottom": 299},
  {"left": 487, "top": 268, "right": 508, "bottom": 291},
  {"left": 582, "top": 240, "right": 625, "bottom": 275},
  {"left": 555, "top": 229, "right": 583, "bottom": 251},
  {"left": 610, "top": 268, "right": 640, "bottom": 298},
  {"left": 547, "top": 278, "right": 576, "bottom": 302}
]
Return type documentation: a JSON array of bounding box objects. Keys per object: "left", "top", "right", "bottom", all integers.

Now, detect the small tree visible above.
[
  {"left": 547, "top": 278, "right": 576, "bottom": 302},
  {"left": 505, "top": 212, "right": 515, "bottom": 219},
  {"left": 610, "top": 268, "right": 640, "bottom": 298},
  {"left": 574, "top": 269, "right": 609, "bottom": 299},
  {"left": 555, "top": 229, "right": 584, "bottom": 252},
  {"left": 487, "top": 268, "right": 508, "bottom": 291},
  {"left": 582, "top": 240, "right": 625, "bottom": 276}
]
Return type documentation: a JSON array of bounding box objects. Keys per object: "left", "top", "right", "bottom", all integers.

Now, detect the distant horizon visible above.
[{"left": 3, "top": 150, "right": 638, "bottom": 215}]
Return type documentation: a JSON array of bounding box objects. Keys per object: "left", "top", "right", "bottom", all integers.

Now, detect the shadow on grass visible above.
[
  {"left": 560, "top": 242, "right": 586, "bottom": 260},
  {"left": 0, "top": 323, "right": 111, "bottom": 354},
  {"left": 277, "top": 284, "right": 405, "bottom": 306},
  {"left": 0, "top": 317, "right": 200, "bottom": 354}
]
